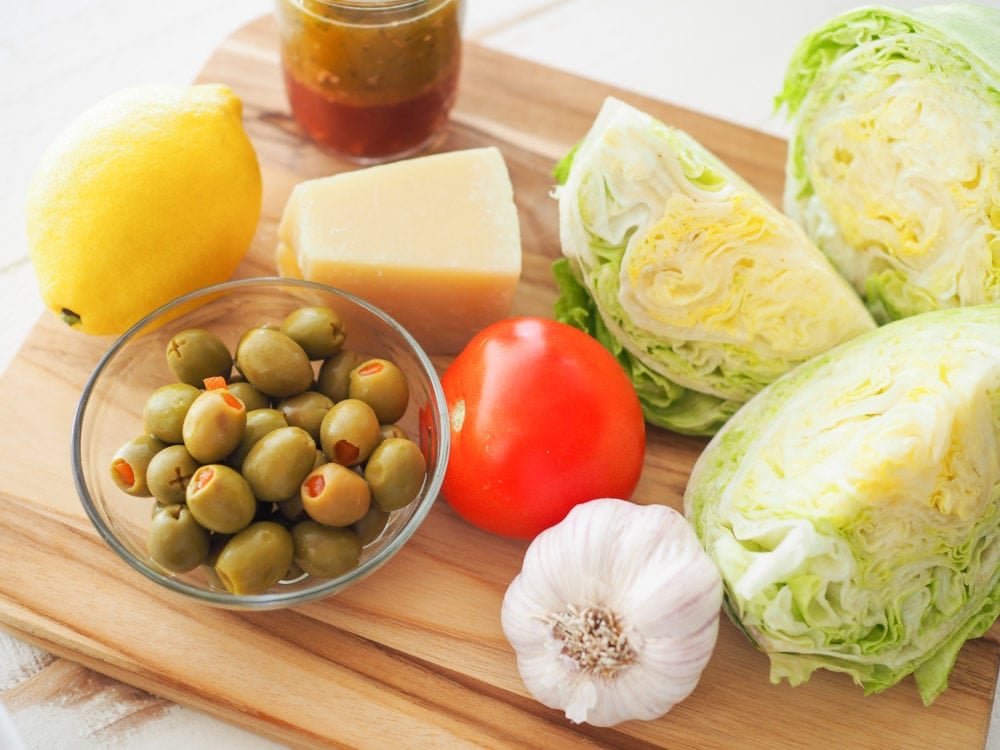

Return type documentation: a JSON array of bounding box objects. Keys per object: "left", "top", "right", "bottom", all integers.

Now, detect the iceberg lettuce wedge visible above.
[
  {"left": 777, "top": 3, "right": 1000, "bottom": 323},
  {"left": 554, "top": 97, "right": 875, "bottom": 435},
  {"left": 684, "top": 303, "right": 1000, "bottom": 704}
]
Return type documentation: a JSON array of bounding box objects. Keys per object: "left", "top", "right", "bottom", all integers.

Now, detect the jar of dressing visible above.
[{"left": 274, "top": 0, "right": 464, "bottom": 163}]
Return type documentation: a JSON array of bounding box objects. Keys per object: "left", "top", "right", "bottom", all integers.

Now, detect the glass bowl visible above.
[{"left": 72, "top": 277, "right": 449, "bottom": 610}]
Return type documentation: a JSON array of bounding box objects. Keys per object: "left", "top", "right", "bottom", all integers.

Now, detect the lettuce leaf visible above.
[
  {"left": 553, "top": 97, "right": 875, "bottom": 435},
  {"left": 776, "top": 3, "right": 1000, "bottom": 323},
  {"left": 684, "top": 303, "right": 1000, "bottom": 704}
]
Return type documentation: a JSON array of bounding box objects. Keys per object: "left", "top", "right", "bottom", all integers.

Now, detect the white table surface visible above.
[{"left": 3, "top": 1, "right": 999, "bottom": 747}]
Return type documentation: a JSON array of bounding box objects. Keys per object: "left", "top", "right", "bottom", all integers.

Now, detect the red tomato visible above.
[{"left": 440, "top": 317, "right": 645, "bottom": 539}]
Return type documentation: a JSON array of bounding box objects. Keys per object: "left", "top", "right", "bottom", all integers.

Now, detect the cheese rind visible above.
[{"left": 276, "top": 147, "right": 522, "bottom": 353}]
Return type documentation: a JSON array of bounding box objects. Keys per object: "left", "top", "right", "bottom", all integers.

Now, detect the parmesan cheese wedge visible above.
[{"left": 276, "top": 147, "right": 523, "bottom": 354}]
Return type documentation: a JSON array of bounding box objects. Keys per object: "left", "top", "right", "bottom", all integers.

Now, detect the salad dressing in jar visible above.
[{"left": 275, "top": 0, "right": 464, "bottom": 163}]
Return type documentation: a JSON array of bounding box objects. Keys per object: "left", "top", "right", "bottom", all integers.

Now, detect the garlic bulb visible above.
[{"left": 500, "top": 498, "right": 722, "bottom": 727}]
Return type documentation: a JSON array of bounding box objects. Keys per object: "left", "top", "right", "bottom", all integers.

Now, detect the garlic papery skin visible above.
[{"left": 500, "top": 498, "right": 722, "bottom": 727}]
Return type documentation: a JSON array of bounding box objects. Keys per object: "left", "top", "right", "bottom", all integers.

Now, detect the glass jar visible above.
[{"left": 275, "top": 0, "right": 464, "bottom": 163}]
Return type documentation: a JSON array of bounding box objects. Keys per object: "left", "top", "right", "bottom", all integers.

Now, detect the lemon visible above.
[{"left": 26, "top": 83, "right": 262, "bottom": 335}]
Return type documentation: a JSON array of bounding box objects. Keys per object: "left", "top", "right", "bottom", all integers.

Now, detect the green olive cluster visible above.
[{"left": 109, "top": 305, "right": 427, "bottom": 595}]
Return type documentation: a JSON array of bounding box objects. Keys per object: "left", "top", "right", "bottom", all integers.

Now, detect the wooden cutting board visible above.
[{"left": 1, "top": 15, "right": 997, "bottom": 749}]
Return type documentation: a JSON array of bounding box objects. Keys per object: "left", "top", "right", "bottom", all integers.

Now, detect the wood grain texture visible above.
[{"left": 0, "top": 14, "right": 998, "bottom": 749}]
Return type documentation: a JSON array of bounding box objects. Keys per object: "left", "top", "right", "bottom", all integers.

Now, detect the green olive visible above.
[
  {"left": 146, "top": 444, "right": 200, "bottom": 505},
  {"left": 316, "top": 349, "right": 367, "bottom": 403},
  {"left": 277, "top": 493, "right": 307, "bottom": 523},
  {"left": 186, "top": 464, "right": 257, "bottom": 534},
  {"left": 142, "top": 383, "right": 200, "bottom": 444},
  {"left": 227, "top": 380, "right": 270, "bottom": 412},
  {"left": 147, "top": 504, "right": 211, "bottom": 573},
  {"left": 227, "top": 408, "right": 288, "bottom": 470},
  {"left": 242, "top": 425, "right": 317, "bottom": 502},
  {"left": 280, "top": 306, "right": 346, "bottom": 360},
  {"left": 200, "top": 532, "right": 234, "bottom": 590},
  {"left": 287, "top": 562, "right": 308, "bottom": 582},
  {"left": 270, "top": 447, "right": 326, "bottom": 523},
  {"left": 292, "top": 520, "right": 362, "bottom": 579},
  {"left": 277, "top": 391, "right": 334, "bottom": 443},
  {"left": 110, "top": 434, "right": 166, "bottom": 496},
  {"left": 349, "top": 358, "right": 409, "bottom": 424},
  {"left": 165, "top": 328, "right": 233, "bottom": 387},
  {"left": 364, "top": 438, "right": 427, "bottom": 511},
  {"left": 300, "top": 462, "right": 371, "bottom": 526},
  {"left": 181, "top": 388, "right": 247, "bottom": 463},
  {"left": 351, "top": 504, "right": 390, "bottom": 546},
  {"left": 276, "top": 448, "right": 328, "bottom": 523},
  {"left": 214, "top": 521, "right": 295, "bottom": 595},
  {"left": 319, "top": 398, "right": 381, "bottom": 466},
  {"left": 380, "top": 424, "right": 409, "bottom": 442},
  {"left": 206, "top": 532, "right": 231, "bottom": 565},
  {"left": 235, "top": 327, "right": 314, "bottom": 398}
]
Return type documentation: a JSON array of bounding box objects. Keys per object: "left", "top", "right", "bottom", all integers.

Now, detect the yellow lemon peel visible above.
[{"left": 26, "top": 83, "right": 262, "bottom": 335}]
